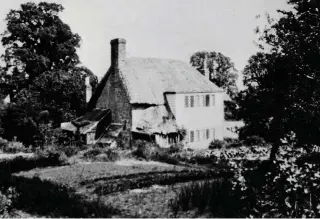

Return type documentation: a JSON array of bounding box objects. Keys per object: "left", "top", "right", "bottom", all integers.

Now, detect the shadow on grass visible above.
[{"left": 9, "top": 175, "right": 119, "bottom": 218}]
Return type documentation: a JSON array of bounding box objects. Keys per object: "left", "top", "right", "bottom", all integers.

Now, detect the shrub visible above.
[
  {"left": 169, "top": 142, "right": 184, "bottom": 154},
  {"left": 0, "top": 137, "right": 9, "bottom": 151},
  {"left": 243, "top": 135, "right": 266, "bottom": 146},
  {"left": 132, "top": 140, "right": 159, "bottom": 160},
  {"left": 11, "top": 175, "right": 116, "bottom": 217},
  {"left": 132, "top": 140, "right": 181, "bottom": 165},
  {"left": 169, "top": 179, "right": 243, "bottom": 217},
  {"left": 209, "top": 140, "right": 227, "bottom": 149},
  {"left": 83, "top": 147, "right": 120, "bottom": 162},
  {"left": 0, "top": 191, "right": 11, "bottom": 217},
  {"left": 223, "top": 138, "right": 243, "bottom": 147}
]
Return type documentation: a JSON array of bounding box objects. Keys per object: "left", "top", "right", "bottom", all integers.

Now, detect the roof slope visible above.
[
  {"left": 134, "top": 105, "right": 179, "bottom": 134},
  {"left": 121, "top": 58, "right": 224, "bottom": 105}
]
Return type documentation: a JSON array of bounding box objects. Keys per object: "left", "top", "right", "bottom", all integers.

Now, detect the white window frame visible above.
[{"left": 211, "top": 94, "right": 215, "bottom": 107}]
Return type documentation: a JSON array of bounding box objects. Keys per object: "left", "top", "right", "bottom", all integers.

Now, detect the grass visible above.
[
  {"left": 169, "top": 179, "right": 244, "bottom": 217},
  {"left": 15, "top": 161, "right": 191, "bottom": 189},
  {"left": 12, "top": 159, "right": 231, "bottom": 217}
]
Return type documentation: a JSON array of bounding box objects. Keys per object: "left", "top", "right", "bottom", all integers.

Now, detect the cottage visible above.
[{"left": 84, "top": 38, "right": 226, "bottom": 149}]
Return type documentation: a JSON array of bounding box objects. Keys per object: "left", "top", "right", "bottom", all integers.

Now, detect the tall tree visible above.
[
  {"left": 239, "top": 0, "right": 320, "bottom": 159},
  {"left": 190, "top": 51, "right": 238, "bottom": 99},
  {"left": 190, "top": 51, "right": 239, "bottom": 120},
  {"left": 0, "top": 2, "right": 97, "bottom": 144}
]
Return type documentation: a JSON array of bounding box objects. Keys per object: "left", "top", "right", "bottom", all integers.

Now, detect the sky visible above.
[{"left": 0, "top": 0, "right": 290, "bottom": 88}]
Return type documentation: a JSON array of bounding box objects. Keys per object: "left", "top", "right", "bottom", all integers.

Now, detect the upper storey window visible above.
[{"left": 184, "top": 94, "right": 215, "bottom": 108}]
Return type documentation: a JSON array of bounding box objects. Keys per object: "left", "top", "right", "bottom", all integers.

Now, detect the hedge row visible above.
[
  {"left": 93, "top": 169, "right": 234, "bottom": 195},
  {"left": 9, "top": 175, "right": 118, "bottom": 217}
]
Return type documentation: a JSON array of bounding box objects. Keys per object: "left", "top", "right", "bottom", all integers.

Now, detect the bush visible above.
[
  {"left": 0, "top": 149, "right": 67, "bottom": 179},
  {"left": 11, "top": 175, "right": 116, "bottom": 217},
  {"left": 132, "top": 140, "right": 159, "bottom": 160},
  {"left": 243, "top": 135, "right": 266, "bottom": 146},
  {"left": 169, "top": 142, "right": 184, "bottom": 154},
  {"left": 0, "top": 191, "right": 11, "bottom": 217},
  {"left": 83, "top": 146, "right": 120, "bottom": 162},
  {"left": 132, "top": 140, "right": 180, "bottom": 165},
  {"left": 223, "top": 138, "right": 243, "bottom": 147},
  {"left": 169, "top": 179, "right": 243, "bottom": 217},
  {"left": 209, "top": 140, "right": 227, "bottom": 149},
  {"left": 0, "top": 137, "right": 9, "bottom": 151}
]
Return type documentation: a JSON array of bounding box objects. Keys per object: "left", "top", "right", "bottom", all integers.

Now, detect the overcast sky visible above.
[{"left": 0, "top": 0, "right": 289, "bottom": 87}]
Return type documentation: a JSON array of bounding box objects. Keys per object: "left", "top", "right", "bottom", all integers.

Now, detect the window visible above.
[
  {"left": 196, "top": 95, "right": 200, "bottom": 107},
  {"left": 185, "top": 96, "right": 189, "bottom": 108},
  {"left": 205, "top": 94, "right": 210, "bottom": 107},
  {"left": 196, "top": 130, "right": 200, "bottom": 142},
  {"left": 211, "top": 128, "right": 215, "bottom": 140},
  {"left": 190, "top": 131, "right": 195, "bottom": 143},
  {"left": 190, "top": 95, "right": 194, "bottom": 107},
  {"left": 202, "top": 95, "right": 206, "bottom": 107},
  {"left": 202, "top": 129, "right": 206, "bottom": 140},
  {"left": 206, "top": 129, "right": 210, "bottom": 139},
  {"left": 211, "top": 95, "right": 215, "bottom": 106}
]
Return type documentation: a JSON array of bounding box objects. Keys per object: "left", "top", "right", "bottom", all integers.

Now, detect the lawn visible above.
[
  {"left": 11, "top": 158, "right": 227, "bottom": 217},
  {"left": 15, "top": 159, "right": 192, "bottom": 189}
]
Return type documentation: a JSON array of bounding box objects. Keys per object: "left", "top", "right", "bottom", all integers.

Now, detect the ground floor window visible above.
[
  {"left": 190, "top": 130, "right": 195, "bottom": 142},
  {"left": 187, "top": 128, "right": 216, "bottom": 143}
]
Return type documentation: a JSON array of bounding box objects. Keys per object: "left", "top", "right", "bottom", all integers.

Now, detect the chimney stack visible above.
[
  {"left": 203, "top": 54, "right": 209, "bottom": 79},
  {"left": 110, "top": 38, "right": 126, "bottom": 68},
  {"left": 85, "top": 76, "right": 92, "bottom": 103}
]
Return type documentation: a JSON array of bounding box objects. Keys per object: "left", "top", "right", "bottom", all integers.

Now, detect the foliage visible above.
[
  {"left": 242, "top": 135, "right": 266, "bottom": 147},
  {"left": 0, "top": 191, "right": 10, "bottom": 218},
  {"left": 169, "top": 179, "right": 243, "bottom": 217},
  {"left": 0, "top": 188, "right": 17, "bottom": 218},
  {"left": 226, "top": 146, "right": 320, "bottom": 218},
  {"left": 190, "top": 51, "right": 239, "bottom": 120},
  {"left": 132, "top": 139, "right": 180, "bottom": 165},
  {"left": 0, "top": 136, "right": 29, "bottom": 153},
  {"left": 10, "top": 175, "right": 116, "bottom": 217},
  {"left": 190, "top": 51, "right": 238, "bottom": 99},
  {"left": 238, "top": 0, "right": 320, "bottom": 158},
  {"left": 0, "top": 2, "right": 97, "bottom": 146},
  {"left": 209, "top": 139, "right": 227, "bottom": 149},
  {"left": 83, "top": 146, "right": 120, "bottom": 162},
  {"left": 94, "top": 169, "right": 231, "bottom": 196},
  {"left": 168, "top": 142, "right": 184, "bottom": 153}
]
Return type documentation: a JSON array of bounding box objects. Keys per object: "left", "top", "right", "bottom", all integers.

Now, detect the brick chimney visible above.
[
  {"left": 110, "top": 38, "right": 126, "bottom": 68},
  {"left": 203, "top": 54, "right": 209, "bottom": 79}
]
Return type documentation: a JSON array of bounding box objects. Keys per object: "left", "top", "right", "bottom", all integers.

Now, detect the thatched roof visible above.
[
  {"left": 88, "top": 57, "right": 224, "bottom": 108},
  {"left": 134, "top": 105, "right": 179, "bottom": 135},
  {"left": 121, "top": 58, "right": 224, "bottom": 104}
]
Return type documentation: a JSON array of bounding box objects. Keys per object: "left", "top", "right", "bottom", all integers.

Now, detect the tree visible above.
[
  {"left": 190, "top": 51, "right": 238, "bottom": 99},
  {"left": 0, "top": 2, "right": 97, "bottom": 145},
  {"left": 190, "top": 51, "right": 239, "bottom": 120},
  {"left": 238, "top": 0, "right": 320, "bottom": 159}
]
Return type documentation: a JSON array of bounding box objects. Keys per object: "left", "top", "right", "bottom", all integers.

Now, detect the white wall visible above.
[
  {"left": 167, "top": 92, "right": 225, "bottom": 149},
  {"left": 131, "top": 106, "right": 147, "bottom": 131}
]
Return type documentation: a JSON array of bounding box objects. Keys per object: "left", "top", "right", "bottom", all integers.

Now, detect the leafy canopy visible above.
[
  {"left": 190, "top": 51, "right": 238, "bottom": 99},
  {"left": 0, "top": 2, "right": 97, "bottom": 145},
  {"left": 238, "top": 0, "right": 320, "bottom": 158}
]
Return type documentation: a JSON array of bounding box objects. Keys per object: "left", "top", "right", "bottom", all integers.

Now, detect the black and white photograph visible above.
[{"left": 0, "top": 0, "right": 319, "bottom": 218}]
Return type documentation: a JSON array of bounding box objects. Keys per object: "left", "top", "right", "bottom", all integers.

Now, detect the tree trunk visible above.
[{"left": 269, "top": 143, "right": 280, "bottom": 160}]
